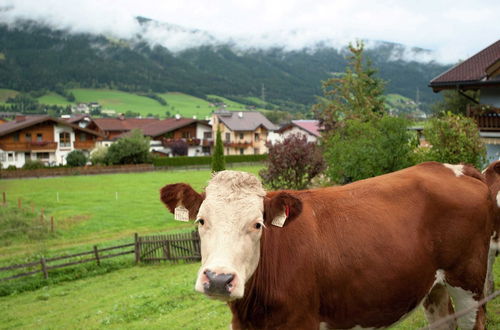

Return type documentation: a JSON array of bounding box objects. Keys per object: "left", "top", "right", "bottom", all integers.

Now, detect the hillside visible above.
[{"left": 0, "top": 19, "right": 451, "bottom": 114}]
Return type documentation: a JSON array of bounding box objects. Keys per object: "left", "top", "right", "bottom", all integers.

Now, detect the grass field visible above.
[
  {"left": 0, "top": 88, "right": 18, "bottom": 105},
  {"left": 158, "top": 92, "right": 213, "bottom": 119},
  {"left": 36, "top": 92, "right": 73, "bottom": 106}
]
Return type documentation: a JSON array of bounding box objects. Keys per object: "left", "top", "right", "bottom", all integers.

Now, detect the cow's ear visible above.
[
  {"left": 264, "top": 192, "right": 302, "bottom": 227},
  {"left": 160, "top": 183, "right": 204, "bottom": 220},
  {"left": 494, "top": 161, "right": 500, "bottom": 174}
]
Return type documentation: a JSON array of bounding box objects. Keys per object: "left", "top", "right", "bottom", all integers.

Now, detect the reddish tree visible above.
[{"left": 260, "top": 134, "right": 325, "bottom": 190}]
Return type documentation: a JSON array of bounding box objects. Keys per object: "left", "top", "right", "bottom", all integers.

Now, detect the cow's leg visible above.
[
  {"left": 485, "top": 240, "right": 497, "bottom": 297},
  {"left": 423, "top": 283, "right": 456, "bottom": 330}
]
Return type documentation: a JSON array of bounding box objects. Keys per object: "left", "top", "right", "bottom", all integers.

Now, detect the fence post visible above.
[
  {"left": 40, "top": 257, "right": 48, "bottom": 279},
  {"left": 40, "top": 208, "right": 44, "bottom": 224},
  {"left": 50, "top": 216, "right": 54, "bottom": 233},
  {"left": 93, "top": 245, "right": 100, "bottom": 266},
  {"left": 2, "top": 192, "right": 5, "bottom": 206},
  {"left": 134, "top": 233, "right": 140, "bottom": 264},
  {"left": 18, "top": 197, "right": 21, "bottom": 209}
]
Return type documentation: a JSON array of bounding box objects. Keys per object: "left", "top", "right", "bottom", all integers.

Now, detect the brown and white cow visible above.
[
  {"left": 160, "top": 162, "right": 495, "bottom": 329},
  {"left": 482, "top": 160, "right": 500, "bottom": 296}
]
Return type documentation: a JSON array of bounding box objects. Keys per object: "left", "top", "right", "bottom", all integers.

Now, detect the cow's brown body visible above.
[{"left": 161, "top": 162, "right": 495, "bottom": 329}]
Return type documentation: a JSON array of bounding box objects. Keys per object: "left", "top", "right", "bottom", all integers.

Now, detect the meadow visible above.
[{"left": 0, "top": 166, "right": 499, "bottom": 329}]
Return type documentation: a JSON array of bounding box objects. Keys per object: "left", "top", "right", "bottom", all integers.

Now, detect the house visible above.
[
  {"left": 274, "top": 120, "right": 322, "bottom": 144},
  {"left": 429, "top": 39, "right": 500, "bottom": 161},
  {"left": 0, "top": 115, "right": 103, "bottom": 168},
  {"left": 212, "top": 110, "right": 278, "bottom": 155},
  {"left": 91, "top": 116, "right": 159, "bottom": 147}
]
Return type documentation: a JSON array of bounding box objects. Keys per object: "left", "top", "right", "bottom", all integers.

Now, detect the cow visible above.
[
  {"left": 482, "top": 160, "right": 500, "bottom": 296},
  {"left": 160, "top": 161, "right": 495, "bottom": 329}
]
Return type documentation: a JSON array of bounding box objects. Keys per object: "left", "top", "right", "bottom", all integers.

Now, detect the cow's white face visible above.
[{"left": 194, "top": 171, "right": 266, "bottom": 300}]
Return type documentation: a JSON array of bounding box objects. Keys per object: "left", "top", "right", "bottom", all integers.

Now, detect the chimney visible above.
[
  {"left": 16, "top": 115, "right": 26, "bottom": 123},
  {"left": 238, "top": 112, "right": 243, "bottom": 119}
]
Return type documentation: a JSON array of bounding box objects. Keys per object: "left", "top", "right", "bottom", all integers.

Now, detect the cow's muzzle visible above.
[{"left": 202, "top": 269, "right": 236, "bottom": 297}]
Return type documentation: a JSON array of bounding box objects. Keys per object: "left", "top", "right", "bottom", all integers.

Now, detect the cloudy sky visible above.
[{"left": 1, "top": 0, "right": 499, "bottom": 63}]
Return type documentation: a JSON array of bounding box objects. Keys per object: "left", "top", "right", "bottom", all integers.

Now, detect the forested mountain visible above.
[{"left": 0, "top": 19, "right": 451, "bottom": 113}]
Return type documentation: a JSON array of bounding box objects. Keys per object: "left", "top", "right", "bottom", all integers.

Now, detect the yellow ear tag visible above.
[
  {"left": 174, "top": 205, "right": 189, "bottom": 222},
  {"left": 271, "top": 211, "right": 287, "bottom": 227}
]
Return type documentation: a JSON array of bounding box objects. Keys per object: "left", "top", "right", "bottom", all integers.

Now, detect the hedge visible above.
[{"left": 152, "top": 154, "right": 267, "bottom": 167}]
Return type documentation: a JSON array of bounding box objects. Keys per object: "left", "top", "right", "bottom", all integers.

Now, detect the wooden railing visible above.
[
  {"left": 467, "top": 105, "right": 500, "bottom": 131},
  {"left": 73, "top": 140, "right": 96, "bottom": 149},
  {"left": 0, "top": 141, "right": 58, "bottom": 151}
]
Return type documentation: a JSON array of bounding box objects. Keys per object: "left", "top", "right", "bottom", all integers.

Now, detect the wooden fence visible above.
[{"left": 0, "top": 231, "right": 201, "bottom": 282}]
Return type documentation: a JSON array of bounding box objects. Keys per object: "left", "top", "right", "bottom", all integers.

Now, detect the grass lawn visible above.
[
  {"left": 0, "top": 165, "right": 263, "bottom": 262},
  {"left": 0, "top": 260, "right": 498, "bottom": 329}
]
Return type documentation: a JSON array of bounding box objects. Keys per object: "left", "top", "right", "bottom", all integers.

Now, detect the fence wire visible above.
[{"left": 420, "top": 289, "right": 500, "bottom": 329}]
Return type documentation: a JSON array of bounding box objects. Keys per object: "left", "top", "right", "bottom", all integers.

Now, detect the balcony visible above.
[
  {"left": 467, "top": 105, "right": 500, "bottom": 131},
  {"left": 224, "top": 141, "right": 253, "bottom": 148},
  {"left": 0, "top": 141, "right": 58, "bottom": 151},
  {"left": 162, "top": 138, "right": 201, "bottom": 147},
  {"left": 74, "top": 141, "right": 96, "bottom": 150}
]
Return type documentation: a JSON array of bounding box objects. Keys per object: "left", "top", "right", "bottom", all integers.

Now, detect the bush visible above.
[
  {"left": 416, "top": 113, "right": 486, "bottom": 168},
  {"left": 90, "top": 146, "right": 108, "bottom": 165},
  {"left": 323, "top": 116, "right": 415, "bottom": 184},
  {"left": 22, "top": 160, "right": 45, "bottom": 170},
  {"left": 260, "top": 134, "right": 325, "bottom": 190},
  {"left": 66, "top": 150, "right": 87, "bottom": 167},
  {"left": 169, "top": 139, "right": 188, "bottom": 156},
  {"left": 152, "top": 154, "right": 267, "bottom": 167},
  {"left": 105, "top": 129, "right": 152, "bottom": 165},
  {"left": 6, "top": 165, "right": 17, "bottom": 171}
]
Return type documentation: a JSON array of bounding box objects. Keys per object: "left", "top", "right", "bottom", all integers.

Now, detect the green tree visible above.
[
  {"left": 324, "top": 116, "right": 414, "bottom": 184},
  {"left": 314, "top": 40, "right": 386, "bottom": 134},
  {"left": 416, "top": 113, "right": 486, "bottom": 168},
  {"left": 89, "top": 146, "right": 108, "bottom": 165},
  {"left": 105, "top": 129, "right": 152, "bottom": 165},
  {"left": 66, "top": 150, "right": 87, "bottom": 167},
  {"left": 432, "top": 90, "right": 478, "bottom": 115},
  {"left": 211, "top": 128, "right": 225, "bottom": 172}
]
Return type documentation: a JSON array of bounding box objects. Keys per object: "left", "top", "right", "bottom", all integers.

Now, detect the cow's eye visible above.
[
  {"left": 254, "top": 222, "right": 263, "bottom": 229},
  {"left": 196, "top": 219, "right": 205, "bottom": 226}
]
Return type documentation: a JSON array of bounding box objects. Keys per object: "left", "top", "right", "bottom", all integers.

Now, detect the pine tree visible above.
[{"left": 211, "top": 128, "right": 225, "bottom": 172}]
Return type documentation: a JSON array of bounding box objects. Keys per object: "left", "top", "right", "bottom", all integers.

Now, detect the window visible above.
[
  {"left": 36, "top": 133, "right": 43, "bottom": 142},
  {"left": 254, "top": 133, "right": 260, "bottom": 142},
  {"left": 203, "top": 132, "right": 212, "bottom": 139},
  {"left": 182, "top": 132, "right": 191, "bottom": 139},
  {"left": 25, "top": 133, "right": 31, "bottom": 141},
  {"left": 24, "top": 152, "right": 31, "bottom": 161},
  {"left": 80, "top": 133, "right": 87, "bottom": 141},
  {"left": 59, "top": 132, "right": 71, "bottom": 147},
  {"left": 8, "top": 152, "right": 15, "bottom": 162},
  {"left": 254, "top": 148, "right": 259, "bottom": 155},
  {"left": 239, "top": 133, "right": 244, "bottom": 140},
  {"left": 0, "top": 152, "right": 5, "bottom": 161},
  {"left": 225, "top": 133, "right": 231, "bottom": 142},
  {"left": 239, "top": 148, "right": 244, "bottom": 155},
  {"left": 13, "top": 133, "right": 19, "bottom": 142},
  {"left": 36, "top": 152, "right": 49, "bottom": 160}
]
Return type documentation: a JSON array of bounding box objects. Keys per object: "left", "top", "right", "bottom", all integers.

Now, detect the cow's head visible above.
[{"left": 160, "top": 170, "right": 302, "bottom": 301}]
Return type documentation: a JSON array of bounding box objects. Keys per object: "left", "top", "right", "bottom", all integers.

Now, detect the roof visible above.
[
  {"left": 112, "top": 118, "right": 210, "bottom": 140},
  {"left": 216, "top": 111, "right": 278, "bottom": 131},
  {"left": 0, "top": 115, "right": 104, "bottom": 138},
  {"left": 92, "top": 118, "right": 160, "bottom": 132},
  {"left": 430, "top": 40, "right": 500, "bottom": 91},
  {"left": 279, "top": 120, "right": 322, "bottom": 137}
]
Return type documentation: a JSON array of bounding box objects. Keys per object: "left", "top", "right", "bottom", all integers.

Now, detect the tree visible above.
[
  {"left": 90, "top": 146, "right": 108, "bottom": 165},
  {"left": 66, "top": 150, "right": 87, "bottom": 167},
  {"left": 324, "top": 116, "right": 414, "bottom": 184},
  {"left": 211, "top": 128, "right": 225, "bottom": 172},
  {"left": 260, "top": 134, "right": 325, "bottom": 190},
  {"left": 169, "top": 139, "right": 188, "bottom": 156},
  {"left": 314, "top": 40, "right": 386, "bottom": 134},
  {"left": 416, "top": 113, "right": 486, "bottom": 169},
  {"left": 431, "top": 90, "right": 478, "bottom": 115},
  {"left": 105, "top": 129, "right": 152, "bottom": 165}
]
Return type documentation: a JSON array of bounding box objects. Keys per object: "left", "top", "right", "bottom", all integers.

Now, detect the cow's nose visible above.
[{"left": 203, "top": 269, "right": 235, "bottom": 296}]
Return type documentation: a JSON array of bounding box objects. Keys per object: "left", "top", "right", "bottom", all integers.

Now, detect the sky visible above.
[{"left": 1, "top": 0, "right": 499, "bottom": 63}]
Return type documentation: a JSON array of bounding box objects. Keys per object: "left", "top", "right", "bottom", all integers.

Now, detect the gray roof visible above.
[{"left": 216, "top": 111, "right": 278, "bottom": 131}]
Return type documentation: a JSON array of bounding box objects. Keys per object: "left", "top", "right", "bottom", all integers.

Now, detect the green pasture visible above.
[
  {"left": 0, "top": 260, "right": 498, "bottom": 329},
  {"left": 36, "top": 92, "right": 73, "bottom": 106},
  {"left": 0, "top": 165, "right": 262, "bottom": 262},
  {"left": 158, "top": 92, "right": 213, "bottom": 119},
  {"left": 0, "top": 88, "right": 18, "bottom": 105}
]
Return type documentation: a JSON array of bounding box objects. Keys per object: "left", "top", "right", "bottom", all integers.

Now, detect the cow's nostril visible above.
[{"left": 203, "top": 270, "right": 236, "bottom": 295}]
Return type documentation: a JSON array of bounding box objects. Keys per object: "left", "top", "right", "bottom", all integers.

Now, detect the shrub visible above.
[
  {"left": 323, "top": 116, "right": 415, "bottom": 184},
  {"left": 6, "top": 165, "right": 17, "bottom": 171},
  {"left": 105, "top": 129, "right": 152, "bottom": 165},
  {"left": 66, "top": 150, "right": 87, "bottom": 167},
  {"left": 169, "top": 139, "right": 188, "bottom": 156},
  {"left": 260, "top": 134, "right": 325, "bottom": 190},
  {"left": 22, "top": 160, "right": 45, "bottom": 170},
  {"left": 90, "top": 146, "right": 108, "bottom": 165}
]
